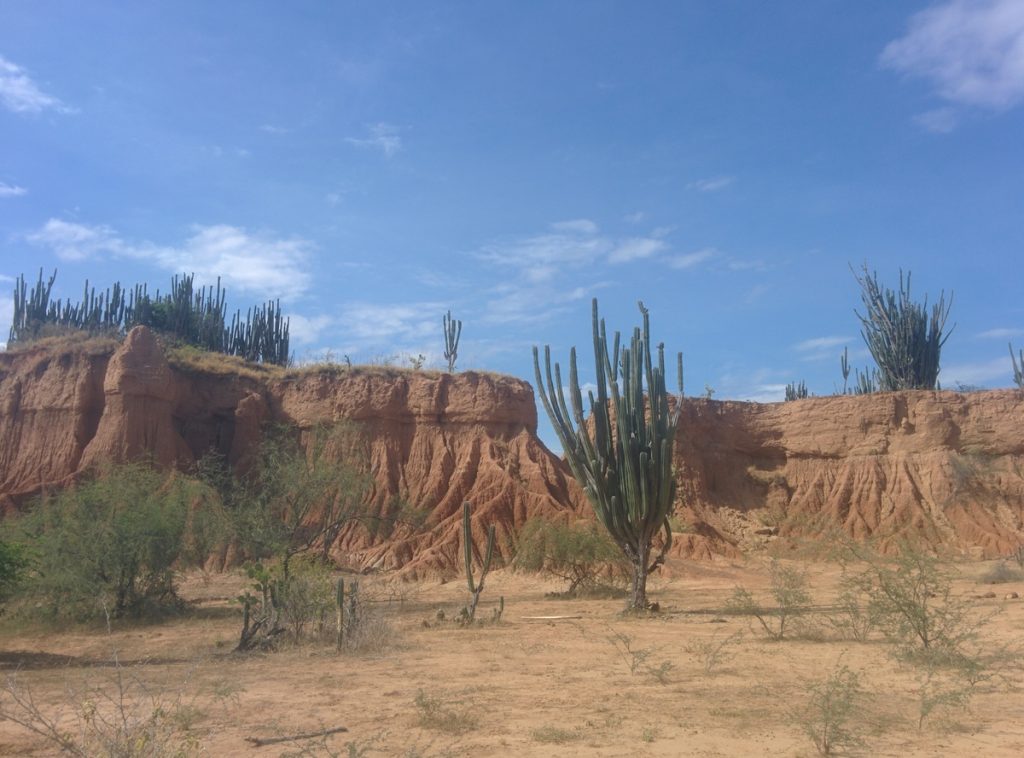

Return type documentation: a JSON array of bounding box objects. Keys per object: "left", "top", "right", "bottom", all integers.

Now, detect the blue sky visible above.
[{"left": 2, "top": 1, "right": 1023, "bottom": 448}]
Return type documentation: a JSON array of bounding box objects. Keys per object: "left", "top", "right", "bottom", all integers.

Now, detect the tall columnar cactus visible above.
[
  {"left": 533, "top": 299, "right": 683, "bottom": 612},
  {"left": 853, "top": 265, "right": 953, "bottom": 391},
  {"left": 443, "top": 310, "right": 462, "bottom": 373},
  {"left": 1011, "top": 343, "right": 1024, "bottom": 391},
  {"left": 462, "top": 500, "right": 495, "bottom": 622}
]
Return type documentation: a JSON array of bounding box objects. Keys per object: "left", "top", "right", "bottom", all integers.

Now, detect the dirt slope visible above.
[{"left": 1, "top": 328, "right": 1022, "bottom": 569}]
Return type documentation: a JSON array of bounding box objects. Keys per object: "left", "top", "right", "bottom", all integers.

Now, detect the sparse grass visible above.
[
  {"left": 607, "top": 630, "right": 675, "bottom": 684},
  {"left": 165, "top": 343, "right": 285, "bottom": 380},
  {"left": 725, "top": 560, "right": 814, "bottom": 640},
  {"left": 530, "top": 724, "right": 581, "bottom": 743},
  {"left": 413, "top": 690, "right": 480, "bottom": 735}
]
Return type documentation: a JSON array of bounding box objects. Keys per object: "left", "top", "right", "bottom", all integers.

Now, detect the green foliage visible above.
[
  {"left": 8, "top": 268, "right": 290, "bottom": 365},
  {"left": 851, "top": 547, "right": 978, "bottom": 657},
  {"left": 790, "top": 663, "right": 866, "bottom": 756},
  {"left": 726, "top": 560, "right": 813, "bottom": 640},
  {"left": 533, "top": 298, "right": 683, "bottom": 612},
  {"left": 1010, "top": 342, "right": 1024, "bottom": 390},
  {"left": 228, "top": 423, "right": 370, "bottom": 574},
  {"left": 784, "top": 380, "right": 808, "bottom": 401},
  {"left": 0, "top": 540, "right": 27, "bottom": 611},
  {"left": 853, "top": 264, "right": 953, "bottom": 391},
  {"left": 443, "top": 310, "right": 462, "bottom": 373},
  {"left": 513, "top": 518, "right": 627, "bottom": 596},
  {"left": 9, "top": 463, "right": 220, "bottom": 621}
]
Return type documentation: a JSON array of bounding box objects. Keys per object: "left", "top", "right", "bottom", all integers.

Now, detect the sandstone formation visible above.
[{"left": 1, "top": 328, "right": 1022, "bottom": 573}]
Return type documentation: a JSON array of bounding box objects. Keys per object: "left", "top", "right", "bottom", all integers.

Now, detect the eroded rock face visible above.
[
  {"left": 674, "top": 393, "right": 1024, "bottom": 557},
  {"left": 0, "top": 328, "right": 585, "bottom": 575},
  {"left": 1, "top": 328, "right": 1022, "bottom": 569}
]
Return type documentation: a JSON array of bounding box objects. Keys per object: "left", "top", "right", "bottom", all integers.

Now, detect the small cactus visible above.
[
  {"left": 443, "top": 310, "right": 462, "bottom": 373},
  {"left": 462, "top": 501, "right": 495, "bottom": 623}
]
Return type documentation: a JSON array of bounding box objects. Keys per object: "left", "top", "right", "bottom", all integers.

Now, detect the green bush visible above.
[
  {"left": 513, "top": 518, "right": 628, "bottom": 596},
  {"left": 726, "top": 560, "right": 813, "bottom": 640},
  {"left": 9, "top": 463, "right": 221, "bottom": 621},
  {"left": 0, "top": 540, "right": 27, "bottom": 611}
]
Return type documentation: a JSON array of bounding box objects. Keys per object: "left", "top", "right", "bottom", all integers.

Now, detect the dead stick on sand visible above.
[
  {"left": 520, "top": 615, "right": 583, "bottom": 620},
  {"left": 245, "top": 726, "right": 349, "bottom": 747}
]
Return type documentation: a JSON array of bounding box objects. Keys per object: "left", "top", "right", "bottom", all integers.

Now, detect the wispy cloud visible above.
[
  {"left": 345, "top": 122, "right": 402, "bottom": 157},
  {"left": 940, "top": 356, "right": 1013, "bottom": 386},
  {"left": 551, "top": 219, "right": 598, "bottom": 234},
  {"left": 977, "top": 327, "right": 1024, "bottom": 339},
  {"left": 795, "top": 336, "right": 852, "bottom": 352},
  {"left": 334, "top": 301, "right": 444, "bottom": 359},
  {"left": 0, "top": 291, "right": 12, "bottom": 349},
  {"left": 608, "top": 237, "right": 668, "bottom": 264},
  {"left": 259, "top": 124, "right": 289, "bottom": 135},
  {"left": 736, "top": 383, "right": 788, "bottom": 403},
  {"left": 287, "top": 313, "right": 334, "bottom": 345},
  {"left": 26, "top": 219, "right": 314, "bottom": 300},
  {"left": 914, "top": 107, "right": 959, "bottom": 133},
  {"left": 623, "top": 211, "right": 647, "bottom": 224},
  {"left": 667, "top": 248, "right": 716, "bottom": 270},
  {"left": 0, "top": 182, "right": 27, "bottom": 197},
  {"left": 882, "top": 0, "right": 1024, "bottom": 128},
  {"left": 687, "top": 175, "right": 734, "bottom": 192},
  {"left": 0, "top": 55, "right": 73, "bottom": 114}
]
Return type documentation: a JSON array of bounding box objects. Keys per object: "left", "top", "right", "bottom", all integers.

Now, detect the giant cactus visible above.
[
  {"left": 533, "top": 299, "right": 683, "bottom": 612},
  {"left": 462, "top": 500, "right": 495, "bottom": 622}
]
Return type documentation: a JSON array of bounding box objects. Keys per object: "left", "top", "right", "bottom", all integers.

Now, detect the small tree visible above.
[
  {"left": 853, "top": 264, "right": 953, "bottom": 391},
  {"left": 534, "top": 299, "right": 683, "bottom": 612}
]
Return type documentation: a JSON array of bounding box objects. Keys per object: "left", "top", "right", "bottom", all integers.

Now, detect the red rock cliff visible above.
[{"left": 2, "top": 328, "right": 1022, "bottom": 568}]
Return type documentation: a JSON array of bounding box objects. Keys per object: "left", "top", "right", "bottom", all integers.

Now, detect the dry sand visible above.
[{"left": 0, "top": 558, "right": 1021, "bottom": 757}]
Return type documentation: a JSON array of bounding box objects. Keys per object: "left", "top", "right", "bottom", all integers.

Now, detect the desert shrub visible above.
[
  {"left": 824, "top": 571, "right": 880, "bottom": 642},
  {"left": 683, "top": 630, "right": 744, "bottom": 675},
  {"left": 978, "top": 560, "right": 1022, "bottom": 584},
  {"left": 789, "top": 663, "right": 866, "bottom": 756},
  {"left": 726, "top": 560, "right": 813, "bottom": 640},
  {"left": 0, "top": 540, "right": 27, "bottom": 612},
  {"left": 413, "top": 691, "right": 480, "bottom": 735},
  {"left": 851, "top": 548, "right": 979, "bottom": 659},
  {"left": 9, "top": 463, "right": 220, "bottom": 621},
  {"left": 0, "top": 657, "right": 202, "bottom": 756},
  {"left": 514, "top": 518, "right": 628, "bottom": 596},
  {"left": 607, "top": 630, "right": 674, "bottom": 684}
]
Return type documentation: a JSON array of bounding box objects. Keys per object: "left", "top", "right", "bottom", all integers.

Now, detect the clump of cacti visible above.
[
  {"left": 852, "top": 264, "right": 953, "bottom": 391},
  {"left": 533, "top": 299, "right": 683, "bottom": 612},
  {"left": 785, "top": 381, "right": 808, "bottom": 401},
  {"left": 443, "top": 310, "right": 462, "bottom": 373},
  {"left": 1011, "top": 343, "right": 1024, "bottom": 391},
  {"left": 8, "top": 269, "right": 290, "bottom": 366}
]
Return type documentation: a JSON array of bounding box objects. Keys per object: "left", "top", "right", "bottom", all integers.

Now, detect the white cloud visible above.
[
  {"left": 0, "top": 292, "right": 12, "bottom": 350},
  {"left": 0, "top": 55, "right": 73, "bottom": 114},
  {"left": 287, "top": 313, "right": 333, "bottom": 345},
  {"left": 735, "top": 384, "right": 788, "bottom": 404},
  {"left": 977, "top": 327, "right": 1024, "bottom": 339},
  {"left": 478, "top": 228, "right": 610, "bottom": 271},
  {"left": 260, "top": 124, "right": 289, "bottom": 134},
  {"left": 667, "top": 248, "right": 716, "bottom": 270},
  {"left": 623, "top": 211, "right": 647, "bottom": 224},
  {"left": 687, "top": 176, "right": 734, "bottom": 192},
  {"left": 26, "top": 219, "right": 128, "bottom": 261},
  {"left": 608, "top": 237, "right": 667, "bottom": 264},
  {"left": 914, "top": 107, "right": 959, "bottom": 133},
  {"left": 345, "top": 122, "right": 402, "bottom": 157},
  {"left": 940, "top": 356, "right": 1013, "bottom": 386},
  {"left": 795, "top": 336, "right": 852, "bottom": 352},
  {"left": 335, "top": 301, "right": 444, "bottom": 358},
  {"left": 550, "top": 219, "right": 598, "bottom": 234},
  {"left": 0, "top": 182, "right": 27, "bottom": 197},
  {"left": 881, "top": 0, "right": 1024, "bottom": 112},
  {"left": 26, "top": 219, "right": 313, "bottom": 300}
]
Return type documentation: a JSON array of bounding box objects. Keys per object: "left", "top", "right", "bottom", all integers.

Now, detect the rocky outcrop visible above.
[
  {"left": 1, "top": 329, "right": 1022, "bottom": 569},
  {"left": 0, "top": 328, "right": 585, "bottom": 575},
  {"left": 674, "top": 393, "right": 1024, "bottom": 557}
]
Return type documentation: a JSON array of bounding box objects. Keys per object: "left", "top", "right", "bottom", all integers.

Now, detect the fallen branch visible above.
[
  {"left": 520, "top": 615, "right": 583, "bottom": 620},
  {"left": 244, "top": 725, "right": 348, "bottom": 747}
]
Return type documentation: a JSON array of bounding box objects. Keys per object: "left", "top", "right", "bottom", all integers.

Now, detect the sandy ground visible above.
[{"left": 0, "top": 557, "right": 1021, "bottom": 757}]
